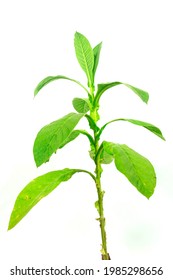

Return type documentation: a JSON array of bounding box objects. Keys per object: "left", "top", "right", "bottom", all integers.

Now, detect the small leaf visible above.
[
  {"left": 94, "top": 200, "right": 100, "bottom": 214},
  {"left": 34, "top": 75, "right": 89, "bottom": 97},
  {"left": 74, "top": 32, "right": 94, "bottom": 87},
  {"left": 72, "top": 98, "right": 90, "bottom": 113},
  {"left": 94, "top": 82, "right": 149, "bottom": 105},
  {"left": 85, "top": 114, "right": 100, "bottom": 132},
  {"left": 33, "top": 113, "right": 84, "bottom": 167},
  {"left": 93, "top": 42, "right": 102, "bottom": 79},
  {"left": 103, "top": 141, "right": 156, "bottom": 198},
  {"left": 8, "top": 168, "right": 95, "bottom": 230},
  {"left": 100, "top": 149, "right": 113, "bottom": 164},
  {"left": 89, "top": 143, "right": 96, "bottom": 160},
  {"left": 98, "top": 118, "right": 165, "bottom": 140}
]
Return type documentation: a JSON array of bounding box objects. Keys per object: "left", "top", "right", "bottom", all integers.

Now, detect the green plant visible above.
[{"left": 8, "top": 32, "right": 165, "bottom": 260}]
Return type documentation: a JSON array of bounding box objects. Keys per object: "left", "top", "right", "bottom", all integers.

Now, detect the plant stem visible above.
[
  {"left": 90, "top": 86, "right": 110, "bottom": 260},
  {"left": 94, "top": 134, "right": 111, "bottom": 260}
]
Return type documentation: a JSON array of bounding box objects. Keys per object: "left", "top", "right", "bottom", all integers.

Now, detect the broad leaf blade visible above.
[
  {"left": 95, "top": 82, "right": 149, "bottom": 104},
  {"left": 33, "top": 113, "right": 84, "bottom": 167},
  {"left": 74, "top": 32, "right": 94, "bottom": 87},
  {"left": 93, "top": 42, "right": 102, "bottom": 78},
  {"left": 8, "top": 168, "right": 94, "bottom": 230},
  {"left": 72, "top": 98, "right": 90, "bottom": 113},
  {"left": 103, "top": 142, "right": 156, "bottom": 198},
  {"left": 34, "top": 75, "right": 88, "bottom": 97}
]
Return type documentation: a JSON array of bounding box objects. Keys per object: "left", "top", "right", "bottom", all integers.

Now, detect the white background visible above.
[{"left": 0, "top": 0, "right": 173, "bottom": 278}]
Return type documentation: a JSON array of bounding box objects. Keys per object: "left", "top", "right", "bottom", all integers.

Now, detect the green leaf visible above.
[
  {"left": 34, "top": 75, "right": 89, "bottom": 97},
  {"left": 100, "top": 149, "right": 114, "bottom": 164},
  {"left": 8, "top": 168, "right": 95, "bottom": 230},
  {"left": 94, "top": 82, "right": 149, "bottom": 105},
  {"left": 72, "top": 97, "right": 90, "bottom": 113},
  {"left": 94, "top": 200, "right": 100, "bottom": 214},
  {"left": 103, "top": 142, "right": 156, "bottom": 198},
  {"left": 93, "top": 42, "right": 102, "bottom": 79},
  {"left": 120, "top": 119, "right": 165, "bottom": 140},
  {"left": 98, "top": 119, "right": 165, "bottom": 140},
  {"left": 33, "top": 113, "right": 84, "bottom": 167},
  {"left": 74, "top": 32, "right": 94, "bottom": 87}
]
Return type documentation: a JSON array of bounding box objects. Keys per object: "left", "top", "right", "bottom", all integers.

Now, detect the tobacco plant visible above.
[{"left": 8, "top": 32, "right": 165, "bottom": 260}]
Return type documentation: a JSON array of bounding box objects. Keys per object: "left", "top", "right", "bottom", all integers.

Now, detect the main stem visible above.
[{"left": 94, "top": 134, "right": 110, "bottom": 260}]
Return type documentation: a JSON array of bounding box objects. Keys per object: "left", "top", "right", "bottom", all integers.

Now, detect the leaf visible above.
[
  {"left": 8, "top": 168, "right": 95, "bottom": 230},
  {"left": 94, "top": 82, "right": 149, "bottom": 105},
  {"left": 103, "top": 141, "right": 156, "bottom": 198},
  {"left": 94, "top": 200, "right": 100, "bottom": 214},
  {"left": 100, "top": 149, "right": 114, "bottom": 164},
  {"left": 34, "top": 75, "right": 89, "bottom": 97},
  {"left": 74, "top": 32, "right": 94, "bottom": 87},
  {"left": 120, "top": 119, "right": 165, "bottom": 140},
  {"left": 93, "top": 42, "right": 102, "bottom": 79},
  {"left": 98, "top": 119, "right": 165, "bottom": 140},
  {"left": 33, "top": 113, "right": 84, "bottom": 167},
  {"left": 72, "top": 97, "right": 90, "bottom": 113}
]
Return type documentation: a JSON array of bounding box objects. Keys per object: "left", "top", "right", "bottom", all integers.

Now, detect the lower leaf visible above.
[
  {"left": 103, "top": 141, "right": 156, "bottom": 198},
  {"left": 8, "top": 168, "right": 95, "bottom": 230}
]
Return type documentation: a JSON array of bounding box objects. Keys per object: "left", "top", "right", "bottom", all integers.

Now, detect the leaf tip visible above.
[{"left": 34, "top": 88, "right": 38, "bottom": 97}]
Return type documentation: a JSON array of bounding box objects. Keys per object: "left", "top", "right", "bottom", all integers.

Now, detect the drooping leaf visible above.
[
  {"left": 34, "top": 75, "right": 89, "bottom": 97},
  {"left": 103, "top": 141, "right": 156, "bottom": 198},
  {"left": 94, "top": 82, "right": 149, "bottom": 105},
  {"left": 72, "top": 97, "right": 90, "bottom": 113},
  {"left": 8, "top": 168, "right": 95, "bottom": 230},
  {"left": 98, "top": 118, "right": 165, "bottom": 140},
  {"left": 93, "top": 42, "right": 102, "bottom": 79},
  {"left": 33, "top": 113, "right": 84, "bottom": 167},
  {"left": 74, "top": 32, "right": 94, "bottom": 87},
  {"left": 120, "top": 119, "right": 165, "bottom": 140}
]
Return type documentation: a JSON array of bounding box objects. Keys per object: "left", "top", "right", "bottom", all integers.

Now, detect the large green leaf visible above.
[
  {"left": 72, "top": 97, "right": 90, "bottom": 113},
  {"left": 8, "top": 168, "right": 95, "bottom": 230},
  {"left": 93, "top": 42, "right": 102, "bottom": 79},
  {"left": 103, "top": 141, "right": 156, "bottom": 198},
  {"left": 33, "top": 113, "right": 84, "bottom": 167},
  {"left": 94, "top": 82, "right": 149, "bottom": 105},
  {"left": 74, "top": 32, "right": 94, "bottom": 87},
  {"left": 98, "top": 119, "right": 165, "bottom": 140},
  {"left": 34, "top": 75, "right": 89, "bottom": 97}
]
